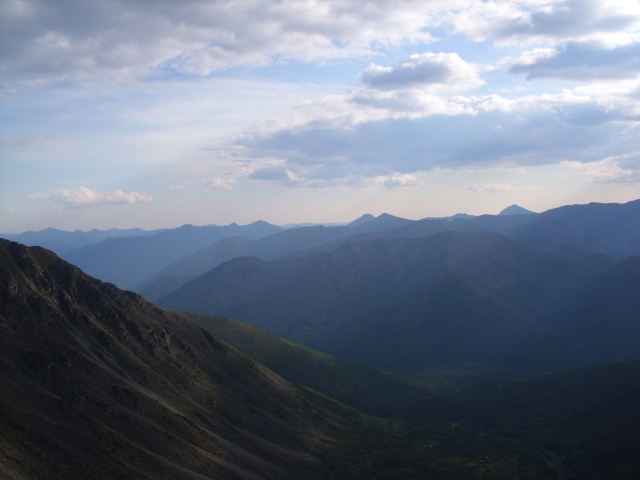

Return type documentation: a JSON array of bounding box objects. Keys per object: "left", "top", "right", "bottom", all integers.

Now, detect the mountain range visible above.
[
  {"left": 60, "top": 221, "right": 283, "bottom": 290},
  {"left": 2, "top": 239, "right": 581, "bottom": 479},
  {"left": 11, "top": 201, "right": 638, "bottom": 303},
  {"left": 2, "top": 238, "right": 638, "bottom": 478},
  {"left": 157, "top": 230, "right": 640, "bottom": 372},
  {"left": 0, "top": 227, "right": 166, "bottom": 254},
  {"left": 141, "top": 200, "right": 640, "bottom": 300}
]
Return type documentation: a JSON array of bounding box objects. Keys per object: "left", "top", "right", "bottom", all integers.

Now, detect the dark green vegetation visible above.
[
  {"left": 61, "top": 220, "right": 283, "bottom": 289},
  {"left": 1, "top": 239, "right": 570, "bottom": 479},
  {"left": 179, "top": 312, "right": 453, "bottom": 417},
  {"left": 410, "top": 360, "right": 640, "bottom": 479},
  {"left": 177, "top": 312, "right": 640, "bottom": 479},
  {"left": 158, "top": 231, "right": 640, "bottom": 372}
]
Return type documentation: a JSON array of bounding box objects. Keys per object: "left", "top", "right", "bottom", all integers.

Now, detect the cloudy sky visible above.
[{"left": 2, "top": 0, "right": 640, "bottom": 232}]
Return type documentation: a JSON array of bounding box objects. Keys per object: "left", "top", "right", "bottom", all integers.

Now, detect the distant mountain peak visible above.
[
  {"left": 376, "top": 213, "right": 397, "bottom": 220},
  {"left": 348, "top": 214, "right": 375, "bottom": 228},
  {"left": 499, "top": 205, "right": 536, "bottom": 216}
]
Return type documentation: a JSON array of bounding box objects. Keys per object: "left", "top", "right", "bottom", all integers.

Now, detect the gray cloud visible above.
[
  {"left": 359, "top": 52, "right": 483, "bottom": 92},
  {"left": 235, "top": 105, "right": 640, "bottom": 187},
  {"left": 499, "top": 0, "right": 634, "bottom": 39},
  {"left": 511, "top": 40, "right": 640, "bottom": 80},
  {"left": 0, "top": 0, "right": 436, "bottom": 83},
  {"left": 455, "top": 0, "right": 640, "bottom": 45}
]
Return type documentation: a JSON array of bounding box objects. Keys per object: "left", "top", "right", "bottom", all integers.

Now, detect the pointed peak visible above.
[{"left": 499, "top": 205, "right": 536, "bottom": 216}]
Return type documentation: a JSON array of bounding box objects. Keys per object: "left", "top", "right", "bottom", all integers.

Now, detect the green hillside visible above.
[{"left": 179, "top": 311, "right": 452, "bottom": 417}]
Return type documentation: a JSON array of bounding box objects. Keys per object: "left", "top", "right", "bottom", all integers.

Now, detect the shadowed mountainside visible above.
[
  {"left": 180, "top": 312, "right": 640, "bottom": 479},
  {"left": 0, "top": 240, "right": 568, "bottom": 479},
  {"left": 298, "top": 199, "right": 640, "bottom": 261},
  {"left": 0, "top": 239, "right": 360, "bottom": 479},
  {"left": 158, "top": 231, "right": 640, "bottom": 372},
  {"left": 409, "top": 359, "right": 640, "bottom": 479}
]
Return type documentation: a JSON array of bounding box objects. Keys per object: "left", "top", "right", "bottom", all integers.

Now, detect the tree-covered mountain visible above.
[
  {"left": 157, "top": 231, "right": 640, "bottom": 372},
  {"left": 61, "top": 221, "right": 283, "bottom": 290},
  {"left": 180, "top": 312, "right": 640, "bottom": 479},
  {"left": 178, "top": 312, "right": 450, "bottom": 417}
]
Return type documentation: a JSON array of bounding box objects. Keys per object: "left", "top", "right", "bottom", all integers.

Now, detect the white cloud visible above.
[
  {"left": 466, "top": 183, "right": 541, "bottom": 192},
  {"left": 371, "top": 173, "right": 423, "bottom": 188},
  {"left": 172, "top": 177, "right": 234, "bottom": 190},
  {"left": 29, "top": 187, "right": 152, "bottom": 208},
  {"left": 446, "top": 0, "right": 640, "bottom": 46},
  {"left": 3, "top": 1, "right": 640, "bottom": 85},
  {"left": 512, "top": 47, "right": 557, "bottom": 66},
  {"left": 0, "top": 0, "right": 445, "bottom": 83},
  {"left": 510, "top": 39, "right": 640, "bottom": 80},
  {"left": 359, "top": 52, "right": 484, "bottom": 92}
]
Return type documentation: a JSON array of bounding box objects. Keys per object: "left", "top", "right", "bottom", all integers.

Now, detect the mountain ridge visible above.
[{"left": 157, "top": 231, "right": 640, "bottom": 371}]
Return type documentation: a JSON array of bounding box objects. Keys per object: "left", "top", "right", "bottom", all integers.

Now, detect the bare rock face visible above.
[{"left": 0, "top": 239, "right": 357, "bottom": 479}]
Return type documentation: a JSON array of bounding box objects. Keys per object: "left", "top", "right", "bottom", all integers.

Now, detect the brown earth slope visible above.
[{"left": 0, "top": 239, "right": 364, "bottom": 479}]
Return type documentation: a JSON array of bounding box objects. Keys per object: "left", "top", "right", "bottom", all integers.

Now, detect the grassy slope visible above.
[
  {"left": 179, "top": 311, "right": 452, "bottom": 417},
  {"left": 181, "top": 311, "right": 640, "bottom": 479}
]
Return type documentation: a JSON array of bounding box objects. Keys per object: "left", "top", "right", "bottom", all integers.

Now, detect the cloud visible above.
[
  {"left": 561, "top": 157, "right": 640, "bottom": 183},
  {"left": 0, "top": 0, "right": 441, "bottom": 83},
  {"left": 231, "top": 92, "right": 640, "bottom": 188},
  {"left": 466, "top": 183, "right": 541, "bottom": 192},
  {"left": 372, "top": 173, "right": 423, "bottom": 188},
  {"left": 447, "top": 0, "right": 640, "bottom": 46},
  {"left": 172, "top": 177, "right": 234, "bottom": 190},
  {"left": 29, "top": 187, "right": 152, "bottom": 208},
  {"left": 3, "top": 1, "right": 640, "bottom": 85},
  {"left": 359, "top": 53, "right": 484, "bottom": 92},
  {"left": 0, "top": 207, "right": 16, "bottom": 214},
  {"left": 511, "top": 39, "right": 640, "bottom": 80}
]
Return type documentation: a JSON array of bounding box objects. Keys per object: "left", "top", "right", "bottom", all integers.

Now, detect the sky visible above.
[{"left": 2, "top": 0, "right": 640, "bottom": 232}]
